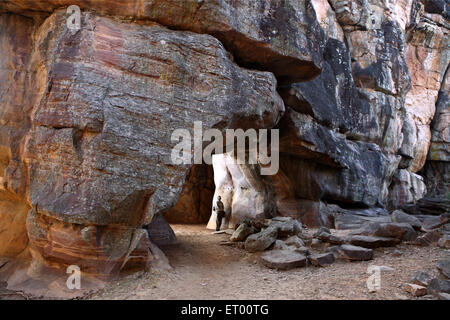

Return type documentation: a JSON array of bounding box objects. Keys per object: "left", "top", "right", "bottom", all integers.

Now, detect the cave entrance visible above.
[
  {"left": 147, "top": 164, "right": 217, "bottom": 251},
  {"left": 165, "top": 164, "right": 215, "bottom": 226}
]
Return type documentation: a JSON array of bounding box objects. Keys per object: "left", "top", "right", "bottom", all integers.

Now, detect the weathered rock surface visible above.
[
  {"left": 269, "top": 216, "right": 303, "bottom": 238},
  {"left": 244, "top": 227, "right": 278, "bottom": 253},
  {"left": 309, "top": 252, "right": 335, "bottom": 267},
  {"left": 0, "top": 0, "right": 324, "bottom": 84},
  {"left": 356, "top": 222, "right": 417, "bottom": 241},
  {"left": 1, "top": 9, "right": 284, "bottom": 278},
  {"left": 428, "top": 278, "right": 450, "bottom": 299},
  {"left": 388, "top": 170, "right": 427, "bottom": 209},
  {"left": 0, "top": 0, "right": 449, "bottom": 291},
  {"left": 338, "top": 245, "right": 374, "bottom": 261},
  {"left": 391, "top": 210, "right": 422, "bottom": 230},
  {"left": 436, "top": 260, "right": 450, "bottom": 279},
  {"left": 146, "top": 214, "right": 177, "bottom": 246},
  {"left": 346, "top": 235, "right": 400, "bottom": 249},
  {"left": 404, "top": 283, "right": 428, "bottom": 297},
  {"left": 284, "top": 235, "right": 305, "bottom": 248},
  {"left": 402, "top": 197, "right": 450, "bottom": 215},
  {"left": 414, "top": 229, "right": 443, "bottom": 246},
  {"left": 410, "top": 270, "right": 433, "bottom": 287},
  {"left": 260, "top": 250, "right": 307, "bottom": 270},
  {"left": 316, "top": 231, "right": 344, "bottom": 245},
  {"left": 230, "top": 223, "right": 255, "bottom": 242}
]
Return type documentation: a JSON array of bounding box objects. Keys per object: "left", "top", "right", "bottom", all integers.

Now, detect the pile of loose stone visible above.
[
  {"left": 406, "top": 259, "right": 450, "bottom": 299},
  {"left": 227, "top": 210, "right": 450, "bottom": 299}
]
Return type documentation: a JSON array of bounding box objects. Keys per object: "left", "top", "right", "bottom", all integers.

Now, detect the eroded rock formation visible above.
[{"left": 0, "top": 0, "right": 448, "bottom": 295}]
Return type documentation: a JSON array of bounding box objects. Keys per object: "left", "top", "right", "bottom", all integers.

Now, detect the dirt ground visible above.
[{"left": 88, "top": 224, "right": 449, "bottom": 300}]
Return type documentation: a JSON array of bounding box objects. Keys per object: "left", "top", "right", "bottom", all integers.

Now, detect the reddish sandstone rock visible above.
[
  {"left": 0, "top": 0, "right": 324, "bottom": 84},
  {"left": 0, "top": 9, "right": 284, "bottom": 277}
]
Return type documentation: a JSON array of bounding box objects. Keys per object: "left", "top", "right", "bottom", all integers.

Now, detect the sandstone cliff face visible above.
[{"left": 0, "top": 0, "right": 448, "bottom": 287}]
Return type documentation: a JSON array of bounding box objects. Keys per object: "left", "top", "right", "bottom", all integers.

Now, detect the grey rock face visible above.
[
  {"left": 358, "top": 222, "right": 417, "bottom": 241},
  {"left": 230, "top": 224, "right": 256, "bottom": 242},
  {"left": 428, "top": 278, "right": 450, "bottom": 299},
  {"left": 146, "top": 214, "right": 177, "bottom": 246},
  {"left": 410, "top": 271, "right": 433, "bottom": 287},
  {"left": 309, "top": 253, "right": 335, "bottom": 267},
  {"left": 346, "top": 235, "right": 400, "bottom": 249},
  {"left": 244, "top": 226, "right": 278, "bottom": 252},
  {"left": 391, "top": 210, "right": 422, "bottom": 230},
  {"left": 269, "top": 217, "right": 303, "bottom": 238},
  {"left": 278, "top": 109, "right": 390, "bottom": 207},
  {"left": 338, "top": 244, "right": 374, "bottom": 261},
  {"left": 436, "top": 260, "right": 450, "bottom": 279}
]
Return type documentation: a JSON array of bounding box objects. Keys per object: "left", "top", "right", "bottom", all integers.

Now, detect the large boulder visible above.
[
  {"left": 391, "top": 210, "right": 422, "bottom": 230},
  {"left": 244, "top": 226, "right": 278, "bottom": 252},
  {"left": 10, "top": 10, "right": 284, "bottom": 276}
]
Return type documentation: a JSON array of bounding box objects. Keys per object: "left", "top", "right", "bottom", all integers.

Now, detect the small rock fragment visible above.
[
  {"left": 438, "top": 235, "right": 450, "bottom": 249},
  {"left": 404, "top": 283, "right": 427, "bottom": 297}
]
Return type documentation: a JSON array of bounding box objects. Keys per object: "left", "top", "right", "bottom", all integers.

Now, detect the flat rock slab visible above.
[
  {"left": 260, "top": 250, "right": 307, "bottom": 270},
  {"left": 338, "top": 245, "right": 373, "bottom": 261},
  {"left": 436, "top": 260, "right": 450, "bottom": 279},
  {"left": 309, "top": 253, "right": 335, "bottom": 267},
  {"left": 357, "top": 222, "right": 417, "bottom": 241},
  {"left": 346, "top": 235, "right": 400, "bottom": 248}
]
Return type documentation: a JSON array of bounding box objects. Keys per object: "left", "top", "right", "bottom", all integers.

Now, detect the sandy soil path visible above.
[{"left": 88, "top": 224, "right": 449, "bottom": 300}]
